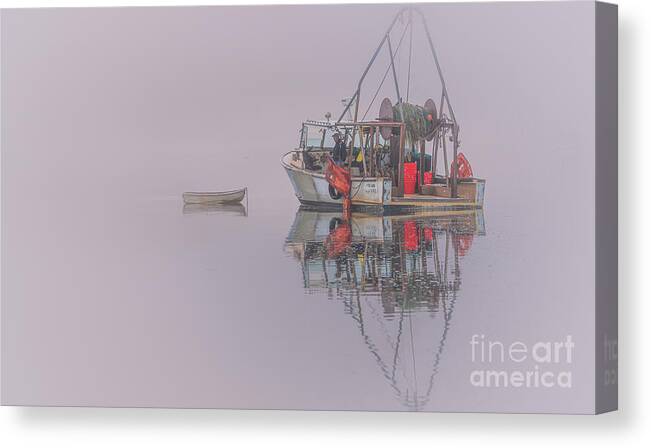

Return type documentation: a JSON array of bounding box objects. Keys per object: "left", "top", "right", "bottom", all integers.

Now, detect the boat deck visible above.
[
  {"left": 383, "top": 193, "right": 476, "bottom": 212},
  {"left": 392, "top": 194, "right": 467, "bottom": 203}
]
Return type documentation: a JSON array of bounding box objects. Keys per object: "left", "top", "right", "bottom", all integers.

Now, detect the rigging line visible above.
[
  {"left": 392, "top": 300, "right": 407, "bottom": 382},
  {"left": 406, "top": 9, "right": 413, "bottom": 103},
  {"left": 424, "top": 287, "right": 456, "bottom": 400},
  {"left": 360, "top": 294, "right": 400, "bottom": 352},
  {"left": 337, "top": 8, "right": 407, "bottom": 124},
  {"left": 350, "top": 292, "right": 404, "bottom": 396},
  {"left": 409, "top": 300, "right": 418, "bottom": 402},
  {"left": 361, "top": 22, "right": 410, "bottom": 122}
]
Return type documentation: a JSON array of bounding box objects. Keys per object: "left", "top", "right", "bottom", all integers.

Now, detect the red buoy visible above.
[{"left": 451, "top": 152, "right": 474, "bottom": 179}]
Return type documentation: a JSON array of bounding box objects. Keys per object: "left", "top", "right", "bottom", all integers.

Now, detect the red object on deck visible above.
[
  {"left": 423, "top": 227, "right": 433, "bottom": 242},
  {"left": 423, "top": 171, "right": 433, "bottom": 185},
  {"left": 451, "top": 152, "right": 474, "bottom": 179},
  {"left": 404, "top": 162, "right": 417, "bottom": 194},
  {"left": 403, "top": 221, "right": 419, "bottom": 251}
]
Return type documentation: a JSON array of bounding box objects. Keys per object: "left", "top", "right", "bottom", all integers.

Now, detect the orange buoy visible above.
[{"left": 451, "top": 152, "right": 474, "bottom": 179}]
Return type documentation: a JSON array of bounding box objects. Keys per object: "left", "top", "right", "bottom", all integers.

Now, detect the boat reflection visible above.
[
  {"left": 182, "top": 203, "right": 247, "bottom": 216},
  {"left": 284, "top": 207, "right": 485, "bottom": 410}
]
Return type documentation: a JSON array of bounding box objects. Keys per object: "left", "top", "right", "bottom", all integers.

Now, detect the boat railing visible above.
[{"left": 292, "top": 119, "right": 482, "bottom": 197}]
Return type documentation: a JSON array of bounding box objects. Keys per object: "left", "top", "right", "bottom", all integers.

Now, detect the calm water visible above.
[
  {"left": 168, "top": 200, "right": 488, "bottom": 411},
  {"left": 282, "top": 207, "right": 485, "bottom": 410},
  {"left": 3, "top": 188, "right": 597, "bottom": 412}
]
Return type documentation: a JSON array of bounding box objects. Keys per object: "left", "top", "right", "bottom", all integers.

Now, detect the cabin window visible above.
[{"left": 305, "top": 128, "right": 338, "bottom": 149}]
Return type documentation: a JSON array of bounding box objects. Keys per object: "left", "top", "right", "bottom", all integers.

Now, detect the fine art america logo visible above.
[
  {"left": 469, "top": 334, "right": 574, "bottom": 389},
  {"left": 604, "top": 334, "right": 618, "bottom": 386}
]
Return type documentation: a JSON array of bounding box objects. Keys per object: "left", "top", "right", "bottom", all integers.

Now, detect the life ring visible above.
[{"left": 329, "top": 184, "right": 343, "bottom": 200}]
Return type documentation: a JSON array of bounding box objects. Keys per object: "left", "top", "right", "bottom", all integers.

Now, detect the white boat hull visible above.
[
  {"left": 182, "top": 188, "right": 246, "bottom": 204},
  {"left": 281, "top": 151, "right": 485, "bottom": 210},
  {"left": 281, "top": 152, "right": 391, "bottom": 207}
]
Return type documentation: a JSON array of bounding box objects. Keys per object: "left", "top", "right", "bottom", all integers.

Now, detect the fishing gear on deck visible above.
[{"left": 392, "top": 102, "right": 436, "bottom": 145}]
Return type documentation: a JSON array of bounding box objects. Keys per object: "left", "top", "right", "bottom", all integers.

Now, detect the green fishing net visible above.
[{"left": 393, "top": 103, "right": 433, "bottom": 145}]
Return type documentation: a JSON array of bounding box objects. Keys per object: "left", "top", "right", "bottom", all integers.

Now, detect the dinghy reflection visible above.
[
  {"left": 182, "top": 203, "right": 247, "bottom": 217},
  {"left": 284, "top": 208, "right": 485, "bottom": 410}
]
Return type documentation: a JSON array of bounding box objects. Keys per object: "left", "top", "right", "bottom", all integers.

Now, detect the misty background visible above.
[{"left": 2, "top": 3, "right": 597, "bottom": 412}]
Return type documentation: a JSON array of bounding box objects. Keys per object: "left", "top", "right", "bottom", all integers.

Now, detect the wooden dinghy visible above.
[{"left": 182, "top": 188, "right": 247, "bottom": 205}]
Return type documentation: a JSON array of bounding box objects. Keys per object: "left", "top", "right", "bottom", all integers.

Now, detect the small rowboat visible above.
[{"left": 182, "top": 188, "right": 247, "bottom": 205}]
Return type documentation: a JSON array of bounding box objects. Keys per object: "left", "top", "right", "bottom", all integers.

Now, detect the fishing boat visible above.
[
  {"left": 282, "top": 7, "right": 485, "bottom": 213},
  {"left": 182, "top": 188, "right": 247, "bottom": 205}
]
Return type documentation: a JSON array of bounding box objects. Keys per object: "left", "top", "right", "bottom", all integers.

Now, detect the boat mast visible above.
[
  {"left": 415, "top": 8, "right": 460, "bottom": 198},
  {"left": 336, "top": 6, "right": 461, "bottom": 198},
  {"left": 338, "top": 8, "right": 407, "bottom": 174},
  {"left": 336, "top": 7, "right": 406, "bottom": 124}
]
